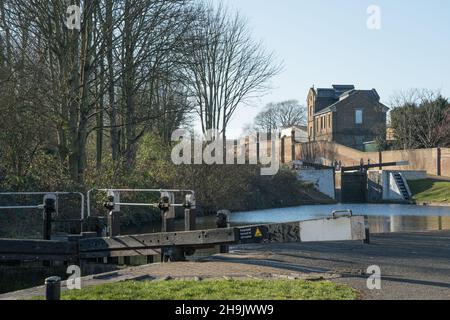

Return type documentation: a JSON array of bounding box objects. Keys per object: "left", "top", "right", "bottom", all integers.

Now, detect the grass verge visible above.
[
  {"left": 45, "top": 279, "right": 358, "bottom": 300},
  {"left": 408, "top": 179, "right": 450, "bottom": 203}
]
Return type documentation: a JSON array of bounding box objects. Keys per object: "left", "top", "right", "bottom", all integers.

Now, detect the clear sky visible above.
[{"left": 211, "top": 0, "right": 450, "bottom": 138}]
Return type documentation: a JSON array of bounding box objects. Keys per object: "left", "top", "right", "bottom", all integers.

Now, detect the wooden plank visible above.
[
  {"left": 81, "top": 248, "right": 161, "bottom": 259},
  {"left": 0, "top": 239, "right": 78, "bottom": 261},
  {"left": 0, "top": 253, "right": 77, "bottom": 262},
  {"left": 79, "top": 228, "right": 236, "bottom": 253},
  {"left": 0, "top": 239, "right": 77, "bottom": 255},
  {"left": 80, "top": 217, "right": 367, "bottom": 257}
]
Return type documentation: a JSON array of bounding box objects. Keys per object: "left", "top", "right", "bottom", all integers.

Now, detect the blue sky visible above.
[{"left": 212, "top": 0, "right": 450, "bottom": 138}]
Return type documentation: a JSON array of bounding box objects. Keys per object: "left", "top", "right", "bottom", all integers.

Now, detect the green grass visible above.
[
  {"left": 44, "top": 280, "right": 358, "bottom": 300},
  {"left": 408, "top": 179, "right": 450, "bottom": 203}
]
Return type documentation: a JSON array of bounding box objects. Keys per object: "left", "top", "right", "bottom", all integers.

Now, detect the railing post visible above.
[
  {"left": 45, "top": 276, "right": 61, "bottom": 301},
  {"left": 160, "top": 192, "right": 184, "bottom": 262},
  {"left": 256, "top": 132, "right": 260, "bottom": 165},
  {"left": 105, "top": 198, "right": 120, "bottom": 238},
  {"left": 363, "top": 216, "right": 371, "bottom": 245},
  {"left": 291, "top": 129, "right": 296, "bottom": 162},
  {"left": 43, "top": 194, "right": 57, "bottom": 241},
  {"left": 437, "top": 148, "right": 442, "bottom": 177},
  {"left": 378, "top": 150, "right": 383, "bottom": 171},
  {"left": 104, "top": 195, "right": 120, "bottom": 265},
  {"left": 184, "top": 194, "right": 197, "bottom": 232}
]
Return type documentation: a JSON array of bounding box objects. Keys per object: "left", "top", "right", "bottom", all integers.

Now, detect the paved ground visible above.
[
  {"left": 1, "top": 231, "right": 449, "bottom": 300},
  {"left": 217, "top": 231, "right": 450, "bottom": 300},
  {"left": 0, "top": 261, "right": 334, "bottom": 300}
]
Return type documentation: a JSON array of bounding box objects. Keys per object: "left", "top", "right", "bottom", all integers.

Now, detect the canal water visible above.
[
  {"left": 127, "top": 204, "right": 450, "bottom": 235},
  {"left": 230, "top": 204, "right": 450, "bottom": 234}
]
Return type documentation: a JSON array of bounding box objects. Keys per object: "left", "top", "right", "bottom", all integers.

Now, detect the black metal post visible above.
[
  {"left": 105, "top": 196, "right": 120, "bottom": 237},
  {"left": 363, "top": 216, "right": 371, "bottom": 245},
  {"left": 43, "top": 196, "right": 56, "bottom": 241},
  {"left": 184, "top": 209, "right": 196, "bottom": 232},
  {"left": 104, "top": 196, "right": 119, "bottom": 264},
  {"left": 217, "top": 210, "right": 230, "bottom": 254},
  {"left": 159, "top": 195, "right": 184, "bottom": 262},
  {"left": 379, "top": 150, "right": 383, "bottom": 171},
  {"left": 45, "top": 276, "right": 61, "bottom": 301},
  {"left": 256, "top": 133, "right": 260, "bottom": 165},
  {"left": 291, "top": 130, "right": 296, "bottom": 162},
  {"left": 437, "top": 148, "right": 442, "bottom": 177}
]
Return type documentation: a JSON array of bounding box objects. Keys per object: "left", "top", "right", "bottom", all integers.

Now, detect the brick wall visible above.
[{"left": 285, "top": 140, "right": 450, "bottom": 178}]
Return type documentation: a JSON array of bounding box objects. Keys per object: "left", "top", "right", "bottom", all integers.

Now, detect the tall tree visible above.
[
  {"left": 390, "top": 89, "right": 448, "bottom": 149},
  {"left": 185, "top": 3, "right": 281, "bottom": 142}
]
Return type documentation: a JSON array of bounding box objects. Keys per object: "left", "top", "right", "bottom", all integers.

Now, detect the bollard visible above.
[
  {"left": 364, "top": 227, "right": 371, "bottom": 245},
  {"left": 45, "top": 276, "right": 61, "bottom": 301},
  {"left": 104, "top": 196, "right": 120, "bottom": 264},
  {"left": 43, "top": 194, "right": 57, "bottom": 241},
  {"left": 363, "top": 217, "right": 371, "bottom": 244},
  {"left": 184, "top": 194, "right": 197, "bottom": 232},
  {"left": 105, "top": 195, "right": 120, "bottom": 237},
  {"left": 217, "top": 210, "right": 230, "bottom": 254}
]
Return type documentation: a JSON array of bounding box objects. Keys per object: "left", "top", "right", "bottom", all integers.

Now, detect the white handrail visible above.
[
  {"left": 86, "top": 188, "right": 195, "bottom": 217},
  {"left": 0, "top": 192, "right": 85, "bottom": 220}
]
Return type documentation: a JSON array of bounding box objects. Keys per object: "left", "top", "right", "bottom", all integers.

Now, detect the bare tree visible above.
[
  {"left": 253, "top": 100, "right": 306, "bottom": 133},
  {"left": 390, "top": 89, "right": 448, "bottom": 149},
  {"left": 0, "top": 0, "right": 283, "bottom": 184},
  {"left": 185, "top": 3, "right": 281, "bottom": 142}
]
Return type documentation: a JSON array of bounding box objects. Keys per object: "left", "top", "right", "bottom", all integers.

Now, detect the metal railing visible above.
[
  {"left": 86, "top": 188, "right": 195, "bottom": 217},
  {"left": 0, "top": 192, "right": 85, "bottom": 220}
]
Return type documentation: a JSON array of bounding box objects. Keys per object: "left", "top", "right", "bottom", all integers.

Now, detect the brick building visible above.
[{"left": 307, "top": 85, "right": 389, "bottom": 150}]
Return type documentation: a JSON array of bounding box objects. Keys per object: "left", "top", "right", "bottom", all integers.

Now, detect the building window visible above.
[{"left": 355, "top": 110, "right": 363, "bottom": 125}]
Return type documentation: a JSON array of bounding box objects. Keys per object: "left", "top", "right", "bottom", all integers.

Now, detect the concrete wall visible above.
[
  {"left": 367, "top": 170, "right": 416, "bottom": 202},
  {"left": 384, "top": 172, "right": 408, "bottom": 201},
  {"left": 397, "top": 171, "right": 427, "bottom": 181},
  {"left": 298, "top": 169, "right": 335, "bottom": 200}
]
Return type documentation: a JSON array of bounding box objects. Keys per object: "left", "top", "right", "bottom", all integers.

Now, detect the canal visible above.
[
  {"left": 230, "top": 204, "right": 450, "bottom": 234},
  {"left": 127, "top": 204, "right": 450, "bottom": 235}
]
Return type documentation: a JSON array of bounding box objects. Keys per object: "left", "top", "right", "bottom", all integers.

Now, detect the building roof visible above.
[
  {"left": 314, "top": 85, "right": 355, "bottom": 112},
  {"left": 313, "top": 86, "right": 388, "bottom": 116}
]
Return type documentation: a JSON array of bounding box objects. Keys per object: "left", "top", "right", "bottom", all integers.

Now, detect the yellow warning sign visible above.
[{"left": 255, "top": 228, "right": 263, "bottom": 238}]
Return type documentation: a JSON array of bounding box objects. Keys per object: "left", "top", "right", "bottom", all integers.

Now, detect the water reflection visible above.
[
  {"left": 230, "top": 204, "right": 450, "bottom": 234},
  {"left": 124, "top": 204, "right": 450, "bottom": 235},
  {"left": 367, "top": 215, "right": 450, "bottom": 233}
]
